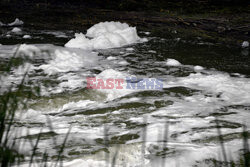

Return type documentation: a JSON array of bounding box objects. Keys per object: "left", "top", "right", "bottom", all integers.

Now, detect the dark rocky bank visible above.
[{"left": 0, "top": 0, "right": 249, "bottom": 46}]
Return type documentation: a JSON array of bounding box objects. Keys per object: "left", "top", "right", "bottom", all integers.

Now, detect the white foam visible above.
[
  {"left": 175, "top": 37, "right": 181, "bottom": 42},
  {"left": 95, "top": 69, "right": 137, "bottom": 101},
  {"left": 172, "top": 30, "right": 177, "bottom": 34},
  {"left": 96, "top": 69, "right": 129, "bottom": 80},
  {"left": 65, "top": 33, "right": 92, "bottom": 50},
  {"left": 166, "top": 72, "right": 250, "bottom": 105},
  {"left": 242, "top": 41, "right": 249, "bottom": 48},
  {"left": 55, "top": 74, "right": 86, "bottom": 92},
  {"left": 33, "top": 46, "right": 100, "bottom": 95},
  {"left": 166, "top": 58, "right": 181, "bottom": 66},
  {"left": 107, "top": 56, "right": 117, "bottom": 60},
  {"left": 0, "top": 44, "right": 101, "bottom": 96},
  {"left": 39, "top": 48, "right": 99, "bottom": 75},
  {"left": 60, "top": 100, "right": 96, "bottom": 112},
  {"left": 0, "top": 18, "right": 24, "bottom": 27},
  {"left": 64, "top": 159, "right": 106, "bottom": 167},
  {"left": 8, "top": 18, "right": 24, "bottom": 26},
  {"left": 126, "top": 47, "right": 134, "bottom": 51},
  {"left": 194, "top": 65, "right": 204, "bottom": 71},
  {"left": 42, "top": 31, "right": 67, "bottom": 38},
  {"left": 23, "top": 35, "right": 31, "bottom": 39},
  {"left": 0, "top": 63, "right": 35, "bottom": 94},
  {"left": 21, "top": 139, "right": 245, "bottom": 167},
  {"left": 65, "top": 21, "right": 144, "bottom": 50},
  {"left": 18, "top": 44, "right": 41, "bottom": 58},
  {"left": 3, "top": 35, "right": 250, "bottom": 167},
  {"left": 16, "top": 109, "right": 47, "bottom": 123},
  {"left": 11, "top": 27, "right": 22, "bottom": 33},
  {"left": 118, "top": 60, "right": 129, "bottom": 65},
  {"left": 148, "top": 50, "right": 156, "bottom": 53}
]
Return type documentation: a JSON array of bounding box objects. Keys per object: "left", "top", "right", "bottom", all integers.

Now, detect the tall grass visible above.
[
  {"left": 0, "top": 46, "right": 70, "bottom": 167},
  {"left": 0, "top": 45, "right": 27, "bottom": 166}
]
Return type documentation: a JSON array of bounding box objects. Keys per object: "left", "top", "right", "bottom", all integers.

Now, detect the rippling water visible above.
[{"left": 0, "top": 27, "right": 250, "bottom": 167}]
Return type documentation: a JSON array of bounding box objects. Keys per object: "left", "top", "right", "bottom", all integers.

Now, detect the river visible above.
[{"left": 0, "top": 20, "right": 249, "bottom": 167}]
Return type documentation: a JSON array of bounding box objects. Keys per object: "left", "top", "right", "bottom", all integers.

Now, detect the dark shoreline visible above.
[{"left": 0, "top": 2, "right": 249, "bottom": 46}]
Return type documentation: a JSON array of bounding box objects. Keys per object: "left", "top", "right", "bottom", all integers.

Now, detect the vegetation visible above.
[{"left": 1, "top": 0, "right": 249, "bottom": 12}]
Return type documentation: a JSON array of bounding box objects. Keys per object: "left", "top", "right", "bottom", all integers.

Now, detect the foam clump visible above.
[
  {"left": 96, "top": 69, "right": 130, "bottom": 79},
  {"left": 107, "top": 56, "right": 117, "bottom": 60},
  {"left": 194, "top": 65, "right": 204, "bottom": 71},
  {"left": 126, "top": 47, "right": 134, "bottom": 51},
  {"left": 175, "top": 72, "right": 250, "bottom": 105},
  {"left": 242, "top": 41, "right": 249, "bottom": 48},
  {"left": 8, "top": 18, "right": 24, "bottom": 26},
  {"left": 0, "top": 18, "right": 24, "bottom": 27},
  {"left": 23, "top": 35, "right": 31, "bottom": 39},
  {"left": 166, "top": 58, "right": 181, "bottom": 66},
  {"left": 18, "top": 44, "right": 41, "bottom": 58},
  {"left": 94, "top": 69, "right": 136, "bottom": 101},
  {"left": 13, "top": 44, "right": 99, "bottom": 75},
  {"left": 11, "top": 27, "right": 22, "bottom": 33},
  {"left": 65, "top": 21, "right": 145, "bottom": 50},
  {"left": 65, "top": 33, "right": 91, "bottom": 50},
  {"left": 148, "top": 50, "right": 156, "bottom": 53},
  {"left": 39, "top": 48, "right": 99, "bottom": 75}
]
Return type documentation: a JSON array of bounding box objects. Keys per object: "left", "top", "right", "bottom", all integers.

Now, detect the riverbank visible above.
[{"left": 0, "top": 3, "right": 249, "bottom": 46}]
